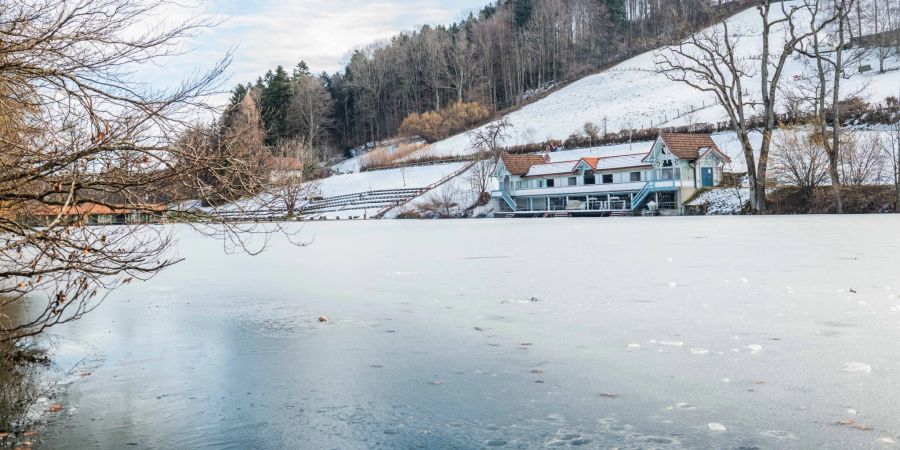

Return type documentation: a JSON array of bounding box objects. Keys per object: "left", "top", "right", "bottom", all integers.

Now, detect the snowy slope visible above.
[
  {"left": 314, "top": 162, "right": 467, "bottom": 197},
  {"left": 421, "top": 1, "right": 900, "bottom": 159},
  {"left": 280, "top": 1, "right": 898, "bottom": 216}
]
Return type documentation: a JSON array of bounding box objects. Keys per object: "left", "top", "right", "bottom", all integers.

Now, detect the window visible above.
[
  {"left": 568, "top": 177, "right": 577, "bottom": 186},
  {"left": 602, "top": 174, "right": 614, "bottom": 184},
  {"left": 630, "top": 172, "right": 642, "bottom": 182},
  {"left": 546, "top": 179, "right": 555, "bottom": 187},
  {"left": 584, "top": 172, "right": 596, "bottom": 185}
]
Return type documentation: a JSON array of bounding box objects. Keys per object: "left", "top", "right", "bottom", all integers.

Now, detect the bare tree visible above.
[
  {"left": 771, "top": 127, "right": 831, "bottom": 190},
  {"left": 416, "top": 184, "right": 461, "bottom": 218},
  {"left": 583, "top": 122, "right": 601, "bottom": 146},
  {"left": 840, "top": 131, "right": 886, "bottom": 185},
  {"left": 467, "top": 151, "right": 497, "bottom": 205},
  {"left": 467, "top": 118, "right": 513, "bottom": 202},
  {"left": 267, "top": 141, "right": 323, "bottom": 218},
  {"left": 0, "top": 0, "right": 287, "bottom": 342},
  {"left": 656, "top": 1, "right": 839, "bottom": 212},
  {"left": 795, "top": 0, "right": 869, "bottom": 213},
  {"left": 469, "top": 117, "right": 513, "bottom": 158},
  {"left": 445, "top": 33, "right": 479, "bottom": 103},
  {"left": 869, "top": 0, "right": 899, "bottom": 73},
  {"left": 286, "top": 75, "right": 334, "bottom": 153},
  {"left": 882, "top": 121, "right": 900, "bottom": 211},
  {"left": 274, "top": 174, "right": 320, "bottom": 219}
]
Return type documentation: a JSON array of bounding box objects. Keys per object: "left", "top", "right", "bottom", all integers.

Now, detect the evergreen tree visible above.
[
  {"left": 228, "top": 84, "right": 249, "bottom": 108},
  {"left": 513, "top": 0, "right": 532, "bottom": 28},
  {"left": 260, "top": 66, "right": 293, "bottom": 145},
  {"left": 605, "top": 0, "right": 626, "bottom": 28},
  {"left": 479, "top": 4, "right": 496, "bottom": 20},
  {"left": 293, "top": 61, "right": 311, "bottom": 79}
]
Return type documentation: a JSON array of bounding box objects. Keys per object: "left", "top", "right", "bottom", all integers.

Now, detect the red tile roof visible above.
[
  {"left": 580, "top": 157, "right": 600, "bottom": 169},
  {"left": 659, "top": 133, "right": 730, "bottom": 162},
  {"left": 500, "top": 153, "right": 549, "bottom": 176}
]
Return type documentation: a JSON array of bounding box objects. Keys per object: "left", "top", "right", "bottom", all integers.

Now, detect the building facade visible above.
[{"left": 491, "top": 133, "right": 730, "bottom": 216}]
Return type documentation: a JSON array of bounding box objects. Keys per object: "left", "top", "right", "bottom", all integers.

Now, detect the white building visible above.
[{"left": 491, "top": 132, "right": 731, "bottom": 216}]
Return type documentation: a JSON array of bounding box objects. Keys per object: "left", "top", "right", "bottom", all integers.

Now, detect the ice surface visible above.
[{"left": 35, "top": 216, "right": 900, "bottom": 449}]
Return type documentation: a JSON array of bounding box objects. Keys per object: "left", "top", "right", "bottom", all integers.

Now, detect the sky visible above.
[{"left": 142, "top": 0, "right": 487, "bottom": 103}]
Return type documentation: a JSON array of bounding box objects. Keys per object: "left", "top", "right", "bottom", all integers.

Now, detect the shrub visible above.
[
  {"left": 398, "top": 102, "right": 490, "bottom": 143},
  {"left": 360, "top": 141, "right": 426, "bottom": 169}
]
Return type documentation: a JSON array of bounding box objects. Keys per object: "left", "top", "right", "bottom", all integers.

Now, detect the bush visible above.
[
  {"left": 398, "top": 102, "right": 490, "bottom": 143},
  {"left": 767, "top": 185, "right": 894, "bottom": 214}
]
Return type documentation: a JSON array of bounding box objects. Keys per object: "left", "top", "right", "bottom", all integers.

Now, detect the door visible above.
[{"left": 701, "top": 168, "right": 714, "bottom": 187}]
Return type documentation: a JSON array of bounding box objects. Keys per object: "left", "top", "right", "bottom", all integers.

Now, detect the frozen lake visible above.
[{"left": 38, "top": 216, "right": 900, "bottom": 449}]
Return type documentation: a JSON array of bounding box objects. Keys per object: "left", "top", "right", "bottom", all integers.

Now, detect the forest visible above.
[{"left": 227, "top": 0, "right": 755, "bottom": 155}]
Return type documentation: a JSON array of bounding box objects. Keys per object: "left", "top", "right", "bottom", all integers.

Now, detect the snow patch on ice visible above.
[
  {"left": 707, "top": 423, "right": 727, "bottom": 432},
  {"left": 843, "top": 362, "right": 872, "bottom": 374}
]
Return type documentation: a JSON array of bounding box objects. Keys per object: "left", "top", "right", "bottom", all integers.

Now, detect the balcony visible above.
[{"left": 651, "top": 168, "right": 681, "bottom": 181}]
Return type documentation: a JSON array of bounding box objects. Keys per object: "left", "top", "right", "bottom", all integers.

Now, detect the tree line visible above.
[{"left": 228, "top": 0, "right": 751, "bottom": 155}]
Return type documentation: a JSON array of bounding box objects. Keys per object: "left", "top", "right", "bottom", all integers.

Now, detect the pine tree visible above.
[
  {"left": 228, "top": 84, "right": 249, "bottom": 108},
  {"left": 293, "top": 61, "right": 311, "bottom": 79},
  {"left": 479, "top": 4, "right": 497, "bottom": 20},
  {"left": 605, "top": 0, "right": 626, "bottom": 28},
  {"left": 259, "top": 65, "right": 293, "bottom": 145},
  {"left": 513, "top": 0, "right": 532, "bottom": 28}
]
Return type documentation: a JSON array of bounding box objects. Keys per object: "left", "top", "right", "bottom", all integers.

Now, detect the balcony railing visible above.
[
  {"left": 651, "top": 168, "right": 680, "bottom": 181},
  {"left": 516, "top": 199, "right": 631, "bottom": 212}
]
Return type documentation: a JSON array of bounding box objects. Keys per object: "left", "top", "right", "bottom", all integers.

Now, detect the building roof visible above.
[
  {"left": 580, "top": 157, "right": 600, "bottom": 168},
  {"left": 657, "top": 133, "right": 729, "bottom": 162},
  {"left": 526, "top": 161, "right": 580, "bottom": 177},
  {"left": 500, "top": 153, "right": 549, "bottom": 176},
  {"left": 522, "top": 153, "right": 652, "bottom": 178},
  {"left": 593, "top": 153, "right": 651, "bottom": 170}
]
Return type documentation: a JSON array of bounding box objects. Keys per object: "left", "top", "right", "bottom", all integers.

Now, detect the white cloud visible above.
[{"left": 135, "top": 0, "right": 484, "bottom": 104}]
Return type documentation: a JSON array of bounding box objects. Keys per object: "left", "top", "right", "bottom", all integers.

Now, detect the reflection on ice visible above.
[{"left": 27, "top": 217, "right": 900, "bottom": 449}]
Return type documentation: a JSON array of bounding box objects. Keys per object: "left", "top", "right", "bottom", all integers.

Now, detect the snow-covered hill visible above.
[
  {"left": 281, "top": 1, "right": 898, "bottom": 218},
  {"left": 421, "top": 1, "right": 899, "bottom": 159}
]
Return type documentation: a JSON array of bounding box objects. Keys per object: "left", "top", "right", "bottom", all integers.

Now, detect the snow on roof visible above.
[
  {"left": 594, "top": 153, "right": 651, "bottom": 170},
  {"left": 524, "top": 153, "right": 651, "bottom": 177},
  {"left": 525, "top": 161, "right": 579, "bottom": 177}
]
